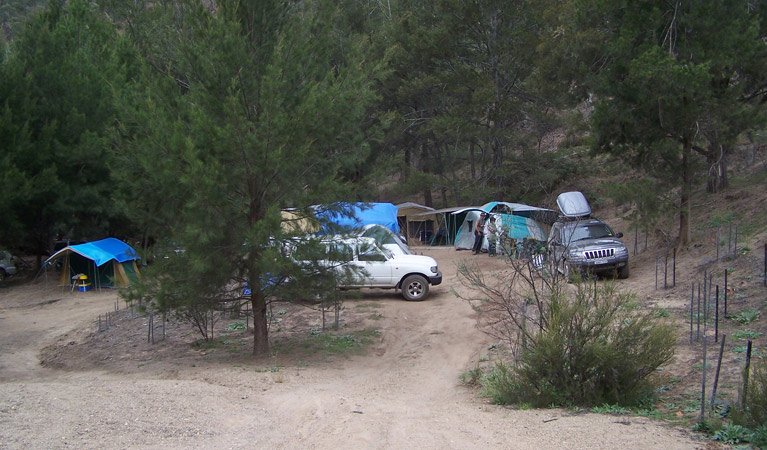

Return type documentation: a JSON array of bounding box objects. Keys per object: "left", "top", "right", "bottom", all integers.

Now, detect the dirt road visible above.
[{"left": 0, "top": 247, "right": 706, "bottom": 449}]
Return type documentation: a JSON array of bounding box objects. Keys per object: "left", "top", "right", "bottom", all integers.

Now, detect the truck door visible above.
[{"left": 356, "top": 242, "right": 392, "bottom": 287}]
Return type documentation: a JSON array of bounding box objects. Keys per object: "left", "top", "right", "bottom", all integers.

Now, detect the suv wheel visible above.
[
  {"left": 0, "top": 269, "right": 6, "bottom": 281},
  {"left": 618, "top": 264, "right": 630, "bottom": 279},
  {"left": 401, "top": 274, "right": 429, "bottom": 301}
]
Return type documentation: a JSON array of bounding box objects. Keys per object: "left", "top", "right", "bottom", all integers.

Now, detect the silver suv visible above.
[
  {"left": 547, "top": 192, "right": 629, "bottom": 280},
  {"left": 548, "top": 218, "right": 629, "bottom": 280}
]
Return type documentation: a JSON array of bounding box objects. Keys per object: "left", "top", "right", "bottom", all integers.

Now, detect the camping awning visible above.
[
  {"left": 451, "top": 202, "right": 558, "bottom": 225},
  {"left": 46, "top": 238, "right": 140, "bottom": 267}
]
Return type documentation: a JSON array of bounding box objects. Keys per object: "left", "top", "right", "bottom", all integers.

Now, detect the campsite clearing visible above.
[{"left": 0, "top": 246, "right": 706, "bottom": 449}]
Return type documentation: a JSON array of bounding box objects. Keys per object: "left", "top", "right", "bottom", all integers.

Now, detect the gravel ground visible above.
[{"left": 0, "top": 247, "right": 711, "bottom": 449}]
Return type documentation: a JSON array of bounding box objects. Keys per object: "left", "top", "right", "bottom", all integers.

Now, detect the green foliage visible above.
[
  {"left": 478, "top": 361, "right": 524, "bottom": 405},
  {"left": 461, "top": 259, "right": 676, "bottom": 408},
  {"left": 603, "top": 177, "right": 675, "bottom": 230},
  {"left": 113, "top": 0, "right": 377, "bottom": 354},
  {"left": 511, "top": 283, "right": 675, "bottom": 407},
  {"left": 374, "top": 0, "right": 573, "bottom": 205},
  {"left": 272, "top": 327, "right": 380, "bottom": 356},
  {"left": 714, "top": 424, "right": 754, "bottom": 445},
  {"left": 709, "top": 213, "right": 736, "bottom": 228},
  {"left": 731, "top": 360, "right": 767, "bottom": 431},
  {"left": 590, "top": 404, "right": 631, "bottom": 415},
  {"left": 0, "top": 0, "right": 130, "bottom": 255},
  {"left": 733, "top": 330, "right": 763, "bottom": 340},
  {"left": 752, "top": 425, "right": 767, "bottom": 449},
  {"left": 226, "top": 322, "right": 246, "bottom": 331},
  {"left": 731, "top": 309, "right": 760, "bottom": 325},
  {"left": 581, "top": 0, "right": 767, "bottom": 245},
  {"left": 254, "top": 366, "right": 282, "bottom": 373},
  {"left": 459, "top": 368, "right": 483, "bottom": 386}
]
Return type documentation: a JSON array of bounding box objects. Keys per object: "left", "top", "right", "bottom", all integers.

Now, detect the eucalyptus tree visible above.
[
  {"left": 573, "top": 0, "right": 767, "bottom": 246},
  {"left": 113, "top": 0, "right": 376, "bottom": 355}
]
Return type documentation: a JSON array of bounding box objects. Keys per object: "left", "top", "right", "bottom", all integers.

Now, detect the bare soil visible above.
[{"left": 0, "top": 242, "right": 725, "bottom": 450}]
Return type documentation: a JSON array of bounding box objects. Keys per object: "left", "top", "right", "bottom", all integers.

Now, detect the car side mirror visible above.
[{"left": 616, "top": 232, "right": 623, "bottom": 238}]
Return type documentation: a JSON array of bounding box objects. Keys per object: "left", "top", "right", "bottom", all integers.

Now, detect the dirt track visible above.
[{"left": 0, "top": 247, "right": 707, "bottom": 449}]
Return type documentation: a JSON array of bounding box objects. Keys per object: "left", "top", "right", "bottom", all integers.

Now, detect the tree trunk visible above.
[
  {"left": 251, "top": 289, "right": 269, "bottom": 355},
  {"left": 403, "top": 145, "right": 411, "bottom": 180},
  {"left": 423, "top": 188, "right": 433, "bottom": 208},
  {"left": 706, "top": 143, "right": 718, "bottom": 193},
  {"left": 440, "top": 186, "right": 448, "bottom": 209},
  {"left": 679, "top": 140, "right": 692, "bottom": 247},
  {"left": 719, "top": 144, "right": 729, "bottom": 190},
  {"left": 421, "top": 143, "right": 433, "bottom": 207},
  {"left": 469, "top": 141, "right": 476, "bottom": 180}
]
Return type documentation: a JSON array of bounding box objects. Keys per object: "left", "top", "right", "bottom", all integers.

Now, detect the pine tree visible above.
[
  {"left": 0, "top": 0, "right": 125, "bottom": 263},
  {"left": 114, "top": 0, "right": 376, "bottom": 354}
]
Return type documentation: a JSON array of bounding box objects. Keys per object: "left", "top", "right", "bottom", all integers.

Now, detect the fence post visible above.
[
  {"left": 690, "top": 283, "right": 694, "bottom": 345},
  {"left": 742, "top": 340, "right": 753, "bottom": 409},
  {"left": 703, "top": 279, "right": 708, "bottom": 334},
  {"left": 697, "top": 282, "right": 701, "bottom": 341},
  {"left": 715, "top": 285, "right": 719, "bottom": 342},
  {"left": 724, "top": 268, "right": 727, "bottom": 319},
  {"left": 711, "top": 334, "right": 726, "bottom": 412},
  {"left": 700, "top": 335, "right": 707, "bottom": 423}
]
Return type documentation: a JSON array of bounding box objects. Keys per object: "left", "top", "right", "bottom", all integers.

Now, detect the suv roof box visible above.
[{"left": 556, "top": 191, "right": 591, "bottom": 218}]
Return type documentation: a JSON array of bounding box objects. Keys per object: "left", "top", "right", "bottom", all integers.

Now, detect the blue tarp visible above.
[
  {"left": 315, "top": 203, "right": 400, "bottom": 235},
  {"left": 63, "top": 238, "right": 140, "bottom": 266}
]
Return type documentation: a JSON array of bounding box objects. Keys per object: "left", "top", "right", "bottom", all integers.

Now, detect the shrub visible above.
[
  {"left": 458, "top": 259, "right": 675, "bottom": 408},
  {"left": 511, "top": 283, "right": 676, "bottom": 407},
  {"left": 479, "top": 361, "right": 525, "bottom": 405},
  {"left": 714, "top": 424, "right": 753, "bottom": 444},
  {"left": 732, "top": 359, "right": 767, "bottom": 429},
  {"left": 752, "top": 425, "right": 767, "bottom": 448}
]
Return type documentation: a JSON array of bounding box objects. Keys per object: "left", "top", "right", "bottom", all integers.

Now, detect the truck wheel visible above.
[{"left": 401, "top": 275, "right": 429, "bottom": 301}]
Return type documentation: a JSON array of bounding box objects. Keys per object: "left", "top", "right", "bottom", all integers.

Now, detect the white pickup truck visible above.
[{"left": 313, "top": 236, "right": 442, "bottom": 301}]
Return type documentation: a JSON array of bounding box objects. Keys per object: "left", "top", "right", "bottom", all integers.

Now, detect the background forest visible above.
[{"left": 2, "top": 0, "right": 767, "bottom": 258}]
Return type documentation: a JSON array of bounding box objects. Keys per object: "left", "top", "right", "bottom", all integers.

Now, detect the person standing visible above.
[{"left": 472, "top": 212, "right": 487, "bottom": 254}]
